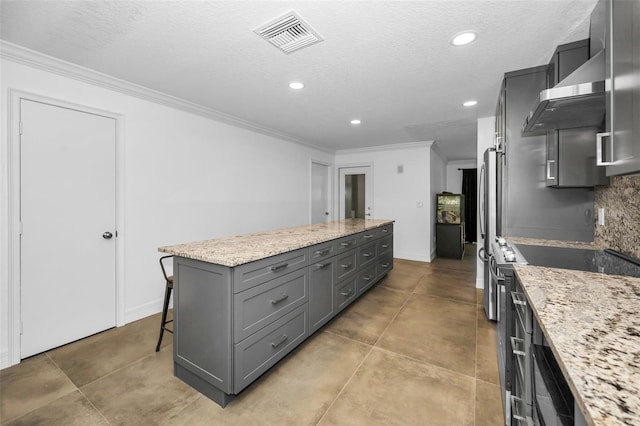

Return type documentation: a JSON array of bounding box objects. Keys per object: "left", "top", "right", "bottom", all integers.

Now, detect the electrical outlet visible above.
[{"left": 598, "top": 207, "right": 605, "bottom": 226}]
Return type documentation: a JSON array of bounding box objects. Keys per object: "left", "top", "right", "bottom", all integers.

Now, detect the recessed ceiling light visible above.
[
  {"left": 289, "top": 82, "right": 304, "bottom": 89},
  {"left": 451, "top": 32, "right": 477, "bottom": 46},
  {"left": 350, "top": 119, "right": 361, "bottom": 125},
  {"left": 463, "top": 100, "right": 478, "bottom": 107}
]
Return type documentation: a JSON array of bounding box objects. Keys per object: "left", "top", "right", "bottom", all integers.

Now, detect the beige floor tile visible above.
[
  {"left": 324, "top": 284, "right": 410, "bottom": 345},
  {"left": 415, "top": 270, "right": 477, "bottom": 305},
  {"left": 0, "top": 354, "right": 76, "bottom": 423},
  {"left": 377, "top": 267, "right": 424, "bottom": 292},
  {"left": 48, "top": 312, "right": 170, "bottom": 387},
  {"left": 80, "top": 346, "right": 200, "bottom": 425},
  {"left": 377, "top": 293, "right": 477, "bottom": 377},
  {"left": 162, "top": 332, "right": 371, "bottom": 426},
  {"left": 475, "top": 380, "right": 505, "bottom": 426},
  {"left": 476, "top": 305, "right": 500, "bottom": 385},
  {"left": 319, "top": 347, "right": 475, "bottom": 426},
  {"left": 6, "top": 390, "right": 109, "bottom": 426}
]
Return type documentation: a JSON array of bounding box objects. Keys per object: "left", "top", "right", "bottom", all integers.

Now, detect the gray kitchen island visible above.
[{"left": 158, "top": 219, "right": 394, "bottom": 407}]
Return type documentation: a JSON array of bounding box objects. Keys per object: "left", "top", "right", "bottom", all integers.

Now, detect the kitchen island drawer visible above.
[
  {"left": 357, "top": 241, "right": 377, "bottom": 269},
  {"left": 377, "top": 253, "right": 393, "bottom": 277},
  {"left": 357, "top": 264, "right": 377, "bottom": 294},
  {"left": 335, "top": 234, "right": 357, "bottom": 254},
  {"left": 233, "top": 269, "right": 308, "bottom": 342},
  {"left": 357, "top": 229, "right": 377, "bottom": 245},
  {"left": 376, "top": 224, "right": 393, "bottom": 239},
  {"left": 335, "top": 276, "right": 357, "bottom": 313},
  {"left": 233, "top": 248, "right": 309, "bottom": 293},
  {"left": 377, "top": 235, "right": 393, "bottom": 255},
  {"left": 334, "top": 249, "right": 357, "bottom": 282},
  {"left": 309, "top": 241, "right": 335, "bottom": 262},
  {"left": 234, "top": 305, "right": 308, "bottom": 393}
]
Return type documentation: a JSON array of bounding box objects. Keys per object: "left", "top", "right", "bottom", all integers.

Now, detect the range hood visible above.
[
  {"left": 523, "top": 0, "right": 606, "bottom": 135},
  {"left": 523, "top": 49, "right": 605, "bottom": 134}
]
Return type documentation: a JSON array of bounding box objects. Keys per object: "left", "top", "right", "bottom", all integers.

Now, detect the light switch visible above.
[
  {"left": 416, "top": 201, "right": 424, "bottom": 208},
  {"left": 397, "top": 165, "right": 404, "bottom": 174}
]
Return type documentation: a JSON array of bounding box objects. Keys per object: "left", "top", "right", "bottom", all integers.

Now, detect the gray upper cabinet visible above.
[
  {"left": 602, "top": 0, "right": 640, "bottom": 176},
  {"left": 545, "top": 40, "right": 609, "bottom": 187}
]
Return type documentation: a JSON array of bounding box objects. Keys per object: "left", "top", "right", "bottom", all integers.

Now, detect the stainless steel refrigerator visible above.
[{"left": 479, "top": 148, "right": 498, "bottom": 320}]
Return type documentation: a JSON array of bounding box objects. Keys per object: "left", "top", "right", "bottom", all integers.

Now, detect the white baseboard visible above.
[
  {"left": 394, "top": 251, "right": 432, "bottom": 263},
  {"left": 0, "top": 349, "right": 10, "bottom": 370},
  {"left": 125, "top": 297, "right": 173, "bottom": 324},
  {"left": 476, "top": 276, "right": 484, "bottom": 289}
]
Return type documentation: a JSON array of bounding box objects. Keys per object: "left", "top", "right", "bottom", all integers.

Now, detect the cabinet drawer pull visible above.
[
  {"left": 511, "top": 292, "right": 527, "bottom": 306},
  {"left": 340, "top": 241, "right": 353, "bottom": 247},
  {"left": 596, "top": 132, "right": 613, "bottom": 166},
  {"left": 315, "top": 262, "right": 331, "bottom": 269},
  {"left": 314, "top": 249, "right": 331, "bottom": 256},
  {"left": 362, "top": 275, "right": 372, "bottom": 282},
  {"left": 381, "top": 229, "right": 388, "bottom": 233},
  {"left": 270, "top": 263, "right": 289, "bottom": 272},
  {"left": 271, "top": 334, "right": 288, "bottom": 348},
  {"left": 271, "top": 294, "right": 289, "bottom": 305},
  {"left": 363, "top": 234, "right": 373, "bottom": 239},
  {"left": 546, "top": 160, "right": 556, "bottom": 180},
  {"left": 362, "top": 252, "right": 373, "bottom": 258},
  {"left": 381, "top": 263, "right": 390, "bottom": 268},
  {"left": 340, "top": 263, "right": 353, "bottom": 269},
  {"left": 381, "top": 244, "right": 389, "bottom": 249},
  {"left": 510, "top": 336, "right": 526, "bottom": 357},
  {"left": 340, "top": 288, "right": 354, "bottom": 297}
]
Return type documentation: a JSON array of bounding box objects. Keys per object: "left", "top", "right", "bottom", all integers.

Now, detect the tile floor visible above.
[{"left": 0, "top": 247, "right": 504, "bottom": 425}]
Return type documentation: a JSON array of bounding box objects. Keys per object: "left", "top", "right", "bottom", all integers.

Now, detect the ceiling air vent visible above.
[{"left": 254, "top": 11, "right": 324, "bottom": 54}]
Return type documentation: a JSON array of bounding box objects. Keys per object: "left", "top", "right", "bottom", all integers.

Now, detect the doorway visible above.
[
  {"left": 338, "top": 166, "right": 373, "bottom": 220},
  {"left": 17, "top": 97, "right": 118, "bottom": 359},
  {"left": 310, "top": 161, "right": 330, "bottom": 224}
]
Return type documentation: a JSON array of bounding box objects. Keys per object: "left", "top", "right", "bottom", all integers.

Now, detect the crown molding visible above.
[
  {"left": 0, "top": 41, "right": 334, "bottom": 154},
  {"left": 335, "top": 141, "right": 434, "bottom": 156}
]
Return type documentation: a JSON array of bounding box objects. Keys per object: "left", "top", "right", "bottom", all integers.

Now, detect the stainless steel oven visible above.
[{"left": 531, "top": 331, "right": 575, "bottom": 425}]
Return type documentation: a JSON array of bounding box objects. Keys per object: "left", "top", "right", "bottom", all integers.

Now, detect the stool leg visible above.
[{"left": 155, "top": 282, "right": 172, "bottom": 352}]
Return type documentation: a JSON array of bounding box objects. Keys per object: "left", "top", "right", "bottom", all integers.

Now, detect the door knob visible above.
[{"left": 102, "top": 232, "right": 113, "bottom": 239}]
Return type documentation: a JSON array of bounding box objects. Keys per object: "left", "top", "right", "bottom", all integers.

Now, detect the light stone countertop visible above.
[
  {"left": 508, "top": 236, "right": 603, "bottom": 250},
  {"left": 158, "top": 219, "right": 394, "bottom": 267},
  {"left": 513, "top": 264, "right": 640, "bottom": 426}
]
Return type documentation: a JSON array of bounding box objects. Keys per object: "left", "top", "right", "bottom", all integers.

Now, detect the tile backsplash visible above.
[{"left": 594, "top": 175, "right": 640, "bottom": 260}]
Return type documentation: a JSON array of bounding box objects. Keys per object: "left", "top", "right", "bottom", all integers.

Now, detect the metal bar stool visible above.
[{"left": 155, "top": 255, "right": 174, "bottom": 352}]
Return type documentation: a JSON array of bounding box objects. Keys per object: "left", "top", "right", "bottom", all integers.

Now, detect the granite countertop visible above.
[
  {"left": 158, "top": 219, "right": 394, "bottom": 267},
  {"left": 508, "top": 236, "right": 603, "bottom": 250},
  {"left": 514, "top": 264, "right": 640, "bottom": 425}
]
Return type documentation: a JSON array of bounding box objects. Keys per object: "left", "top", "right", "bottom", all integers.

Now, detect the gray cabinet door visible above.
[
  {"left": 604, "top": 0, "right": 640, "bottom": 176},
  {"left": 234, "top": 305, "right": 308, "bottom": 393},
  {"left": 309, "top": 258, "right": 335, "bottom": 333}
]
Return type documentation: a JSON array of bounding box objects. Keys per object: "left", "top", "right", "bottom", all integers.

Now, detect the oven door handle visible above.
[{"left": 489, "top": 253, "right": 505, "bottom": 283}]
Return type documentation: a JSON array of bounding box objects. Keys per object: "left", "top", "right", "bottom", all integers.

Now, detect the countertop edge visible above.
[{"left": 158, "top": 219, "right": 395, "bottom": 267}]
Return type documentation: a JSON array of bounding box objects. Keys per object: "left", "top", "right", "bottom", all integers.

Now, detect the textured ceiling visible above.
[{"left": 0, "top": 0, "right": 598, "bottom": 160}]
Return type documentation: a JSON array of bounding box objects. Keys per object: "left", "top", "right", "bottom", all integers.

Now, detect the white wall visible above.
[
  {"left": 476, "top": 116, "right": 496, "bottom": 289},
  {"left": 335, "top": 142, "right": 433, "bottom": 262},
  {"left": 0, "top": 56, "right": 333, "bottom": 367},
  {"left": 429, "top": 148, "right": 447, "bottom": 259},
  {"left": 445, "top": 160, "right": 477, "bottom": 194}
]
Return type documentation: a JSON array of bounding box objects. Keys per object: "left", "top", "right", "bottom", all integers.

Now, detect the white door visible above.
[
  {"left": 311, "top": 162, "right": 330, "bottom": 223},
  {"left": 20, "top": 99, "right": 117, "bottom": 358},
  {"left": 338, "top": 166, "right": 373, "bottom": 220}
]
